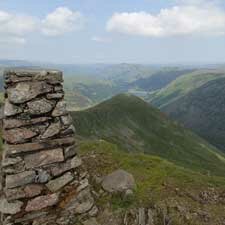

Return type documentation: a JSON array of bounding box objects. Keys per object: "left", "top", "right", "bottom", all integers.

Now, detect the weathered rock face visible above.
[{"left": 0, "top": 69, "right": 96, "bottom": 225}]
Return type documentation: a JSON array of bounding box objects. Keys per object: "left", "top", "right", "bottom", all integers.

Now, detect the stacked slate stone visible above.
[{"left": 0, "top": 69, "right": 97, "bottom": 225}]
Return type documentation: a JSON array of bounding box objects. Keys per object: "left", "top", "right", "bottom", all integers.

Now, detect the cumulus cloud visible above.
[
  {"left": 41, "top": 7, "right": 83, "bottom": 36},
  {"left": 0, "top": 10, "right": 36, "bottom": 44},
  {"left": 0, "top": 7, "right": 83, "bottom": 45},
  {"left": 107, "top": 3, "right": 225, "bottom": 37},
  {"left": 91, "top": 36, "right": 112, "bottom": 43}
]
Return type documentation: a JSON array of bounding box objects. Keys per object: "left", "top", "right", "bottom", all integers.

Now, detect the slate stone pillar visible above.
[{"left": 0, "top": 69, "right": 96, "bottom": 225}]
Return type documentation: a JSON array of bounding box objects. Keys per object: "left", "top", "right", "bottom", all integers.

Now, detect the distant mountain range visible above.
[
  {"left": 1, "top": 60, "right": 225, "bottom": 155},
  {"left": 149, "top": 70, "right": 225, "bottom": 152}
]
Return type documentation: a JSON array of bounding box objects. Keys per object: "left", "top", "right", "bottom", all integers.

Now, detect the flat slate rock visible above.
[
  {"left": 27, "top": 98, "right": 54, "bottom": 115},
  {"left": 46, "top": 172, "right": 74, "bottom": 192},
  {"left": 1, "top": 156, "right": 23, "bottom": 167},
  {"left": 25, "top": 193, "right": 59, "bottom": 212},
  {"left": 3, "top": 127, "right": 37, "bottom": 144},
  {"left": 0, "top": 197, "right": 23, "bottom": 215},
  {"left": 5, "top": 170, "right": 36, "bottom": 189},
  {"left": 49, "top": 155, "right": 82, "bottom": 177},
  {"left": 41, "top": 122, "right": 61, "bottom": 139},
  {"left": 4, "top": 99, "right": 23, "bottom": 116},
  {"left": 52, "top": 100, "right": 67, "bottom": 117},
  {"left": 5, "top": 184, "right": 43, "bottom": 201},
  {"left": 6, "top": 137, "right": 75, "bottom": 155},
  {"left": 24, "top": 148, "right": 64, "bottom": 169},
  {"left": 3, "top": 117, "right": 51, "bottom": 129},
  {"left": 7, "top": 81, "right": 52, "bottom": 104}
]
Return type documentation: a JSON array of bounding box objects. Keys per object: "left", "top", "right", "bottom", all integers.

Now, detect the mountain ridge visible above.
[{"left": 71, "top": 94, "right": 225, "bottom": 177}]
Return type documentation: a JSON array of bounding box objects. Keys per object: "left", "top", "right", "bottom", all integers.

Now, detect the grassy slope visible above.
[
  {"left": 130, "top": 68, "right": 194, "bottom": 92},
  {"left": 71, "top": 94, "right": 225, "bottom": 177},
  {"left": 149, "top": 69, "right": 225, "bottom": 108},
  {"left": 79, "top": 139, "right": 225, "bottom": 225},
  {"left": 161, "top": 77, "right": 225, "bottom": 152}
]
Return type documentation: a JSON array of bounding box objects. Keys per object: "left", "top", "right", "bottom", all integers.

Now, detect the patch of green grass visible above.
[
  {"left": 150, "top": 70, "right": 225, "bottom": 108},
  {"left": 72, "top": 94, "right": 225, "bottom": 177},
  {"left": 79, "top": 139, "right": 225, "bottom": 207}
]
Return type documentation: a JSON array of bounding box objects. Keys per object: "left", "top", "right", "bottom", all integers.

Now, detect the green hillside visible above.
[
  {"left": 160, "top": 77, "right": 225, "bottom": 152},
  {"left": 149, "top": 69, "right": 225, "bottom": 108},
  {"left": 78, "top": 139, "right": 225, "bottom": 225},
  {"left": 71, "top": 94, "right": 225, "bottom": 177}
]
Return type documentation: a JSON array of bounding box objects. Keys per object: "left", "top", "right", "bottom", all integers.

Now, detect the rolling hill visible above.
[
  {"left": 130, "top": 68, "right": 194, "bottom": 92},
  {"left": 71, "top": 94, "right": 225, "bottom": 177},
  {"left": 159, "top": 77, "right": 225, "bottom": 152},
  {"left": 149, "top": 69, "right": 225, "bottom": 108}
]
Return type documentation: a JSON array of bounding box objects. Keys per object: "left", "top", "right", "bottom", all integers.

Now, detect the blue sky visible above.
[{"left": 0, "top": 0, "right": 225, "bottom": 64}]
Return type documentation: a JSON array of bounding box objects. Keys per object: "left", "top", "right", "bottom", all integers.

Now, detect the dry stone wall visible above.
[{"left": 0, "top": 69, "right": 97, "bottom": 225}]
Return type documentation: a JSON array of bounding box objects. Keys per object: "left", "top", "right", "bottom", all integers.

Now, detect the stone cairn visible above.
[{"left": 0, "top": 69, "right": 97, "bottom": 225}]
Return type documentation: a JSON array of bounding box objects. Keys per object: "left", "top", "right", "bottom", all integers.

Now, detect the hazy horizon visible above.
[{"left": 0, "top": 0, "right": 225, "bottom": 64}]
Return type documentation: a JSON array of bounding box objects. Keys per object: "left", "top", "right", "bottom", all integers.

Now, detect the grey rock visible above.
[
  {"left": 15, "top": 211, "right": 47, "bottom": 223},
  {"left": 27, "top": 98, "right": 54, "bottom": 115},
  {"left": 60, "top": 124, "right": 75, "bottom": 136},
  {"left": 102, "top": 169, "right": 136, "bottom": 193},
  {"left": 64, "top": 145, "right": 77, "bottom": 159},
  {"left": 147, "top": 209, "right": 154, "bottom": 225},
  {"left": 33, "top": 70, "right": 63, "bottom": 83},
  {"left": 46, "top": 172, "right": 74, "bottom": 192},
  {"left": 3, "top": 127, "right": 37, "bottom": 144},
  {"left": 49, "top": 155, "right": 82, "bottom": 177},
  {"left": 52, "top": 100, "right": 67, "bottom": 117},
  {"left": 41, "top": 122, "right": 61, "bottom": 139},
  {"left": 4, "top": 69, "right": 62, "bottom": 83},
  {"left": 5, "top": 184, "right": 43, "bottom": 201},
  {"left": 1, "top": 157, "right": 22, "bottom": 167},
  {"left": 46, "top": 93, "right": 64, "bottom": 99},
  {"left": 25, "top": 193, "right": 59, "bottom": 212},
  {"left": 3, "top": 117, "right": 51, "bottom": 129},
  {"left": 4, "top": 99, "right": 23, "bottom": 116},
  {"left": 24, "top": 148, "right": 64, "bottom": 169},
  {"left": 6, "top": 170, "right": 36, "bottom": 189},
  {"left": 138, "top": 208, "right": 146, "bottom": 225},
  {"left": 36, "top": 169, "right": 51, "bottom": 183},
  {"left": 2, "top": 160, "right": 25, "bottom": 175},
  {"left": 76, "top": 178, "right": 89, "bottom": 193},
  {"left": 88, "top": 205, "right": 99, "bottom": 217},
  {"left": 64, "top": 188, "right": 94, "bottom": 214},
  {"left": 6, "top": 137, "right": 75, "bottom": 155},
  {"left": 54, "top": 85, "right": 63, "bottom": 92},
  {"left": 60, "top": 115, "right": 73, "bottom": 127},
  {"left": 71, "top": 155, "right": 82, "bottom": 168},
  {"left": 0, "top": 197, "right": 23, "bottom": 214},
  {"left": 7, "top": 81, "right": 52, "bottom": 104}
]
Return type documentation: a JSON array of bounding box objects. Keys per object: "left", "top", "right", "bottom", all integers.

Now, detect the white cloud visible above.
[
  {"left": 91, "top": 36, "right": 112, "bottom": 43},
  {"left": 0, "top": 10, "right": 36, "bottom": 44},
  {"left": 0, "top": 37, "right": 26, "bottom": 45},
  {"left": 0, "top": 7, "right": 84, "bottom": 46},
  {"left": 107, "top": 3, "right": 225, "bottom": 37},
  {"left": 41, "top": 7, "right": 83, "bottom": 36}
]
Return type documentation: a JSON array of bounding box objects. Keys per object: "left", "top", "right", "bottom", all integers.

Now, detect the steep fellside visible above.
[
  {"left": 161, "top": 77, "right": 225, "bottom": 152},
  {"left": 130, "top": 68, "right": 194, "bottom": 92},
  {"left": 71, "top": 94, "right": 225, "bottom": 177},
  {"left": 149, "top": 69, "right": 225, "bottom": 108}
]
